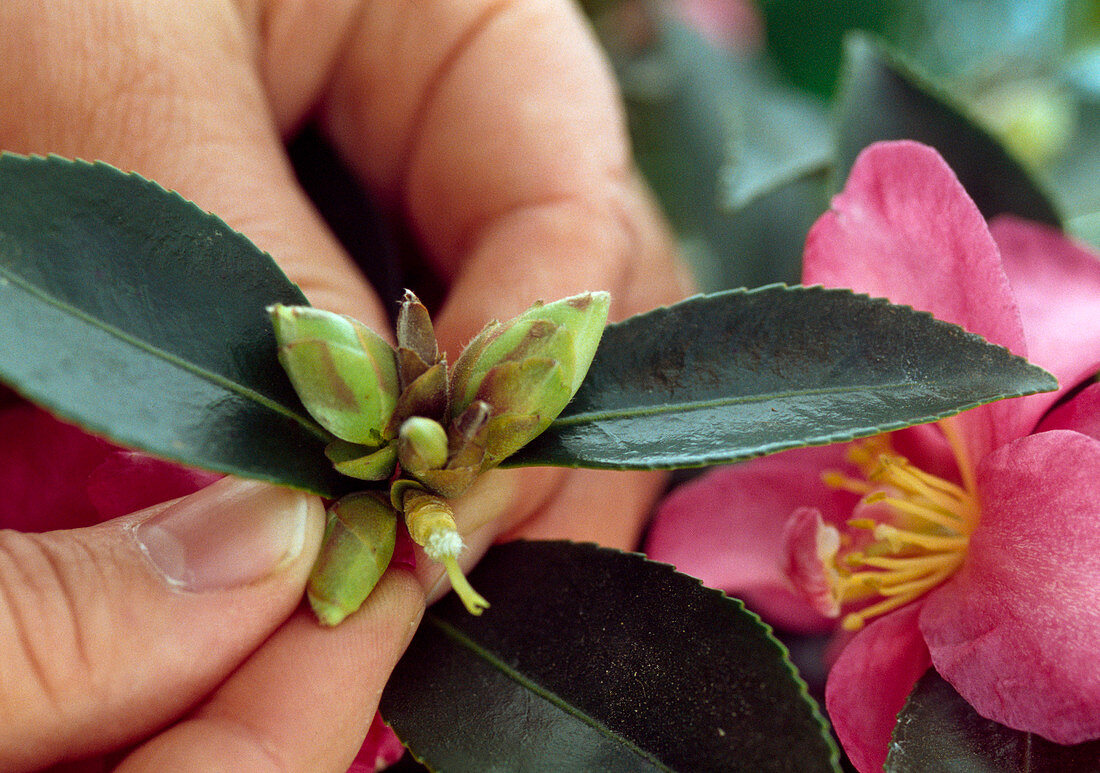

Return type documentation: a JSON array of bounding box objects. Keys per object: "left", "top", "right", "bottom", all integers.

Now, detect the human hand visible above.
[{"left": 0, "top": 0, "right": 690, "bottom": 767}]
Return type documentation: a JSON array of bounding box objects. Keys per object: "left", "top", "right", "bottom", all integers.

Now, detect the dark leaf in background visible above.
[
  {"left": 835, "top": 34, "right": 1062, "bottom": 226},
  {"left": 0, "top": 154, "right": 347, "bottom": 497},
  {"left": 383, "top": 541, "right": 839, "bottom": 772},
  {"left": 592, "top": 6, "right": 830, "bottom": 290},
  {"left": 509, "top": 286, "right": 1056, "bottom": 470},
  {"left": 759, "top": 0, "right": 900, "bottom": 96},
  {"left": 887, "top": 670, "right": 1100, "bottom": 772}
]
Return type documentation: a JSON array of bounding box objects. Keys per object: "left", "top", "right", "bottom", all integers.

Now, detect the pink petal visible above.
[
  {"left": 825, "top": 602, "right": 931, "bottom": 773},
  {"left": 803, "top": 141, "right": 1028, "bottom": 461},
  {"left": 390, "top": 522, "right": 418, "bottom": 571},
  {"left": 1036, "top": 383, "right": 1100, "bottom": 441},
  {"left": 889, "top": 422, "right": 961, "bottom": 484},
  {"left": 990, "top": 216, "right": 1100, "bottom": 430},
  {"left": 348, "top": 712, "right": 405, "bottom": 772},
  {"left": 781, "top": 507, "right": 841, "bottom": 618},
  {"left": 645, "top": 444, "right": 858, "bottom": 632},
  {"left": 804, "top": 141, "right": 1025, "bottom": 355},
  {"left": 0, "top": 402, "right": 115, "bottom": 532},
  {"left": 674, "top": 0, "right": 762, "bottom": 50},
  {"left": 87, "top": 450, "right": 221, "bottom": 520},
  {"left": 920, "top": 430, "right": 1100, "bottom": 744}
]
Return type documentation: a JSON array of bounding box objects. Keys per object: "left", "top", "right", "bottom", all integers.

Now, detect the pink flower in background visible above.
[
  {"left": 348, "top": 712, "right": 407, "bottom": 772},
  {"left": 674, "top": 0, "right": 762, "bottom": 50},
  {"left": 0, "top": 400, "right": 220, "bottom": 532},
  {"left": 646, "top": 141, "right": 1100, "bottom": 771}
]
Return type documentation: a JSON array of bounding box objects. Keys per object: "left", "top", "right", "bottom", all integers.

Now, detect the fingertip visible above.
[{"left": 0, "top": 480, "right": 326, "bottom": 769}]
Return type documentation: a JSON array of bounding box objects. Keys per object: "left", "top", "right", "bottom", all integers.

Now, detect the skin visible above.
[{"left": 0, "top": 1, "right": 690, "bottom": 770}]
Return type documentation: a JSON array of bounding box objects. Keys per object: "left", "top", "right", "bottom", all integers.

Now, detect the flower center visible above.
[{"left": 822, "top": 422, "right": 979, "bottom": 630}]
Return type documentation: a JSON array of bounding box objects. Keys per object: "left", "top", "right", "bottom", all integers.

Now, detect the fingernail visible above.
[{"left": 133, "top": 478, "right": 310, "bottom": 592}]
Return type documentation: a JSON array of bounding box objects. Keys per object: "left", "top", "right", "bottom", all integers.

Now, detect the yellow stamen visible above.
[
  {"left": 940, "top": 419, "right": 978, "bottom": 497},
  {"left": 858, "top": 553, "right": 961, "bottom": 572},
  {"left": 818, "top": 424, "right": 980, "bottom": 629},
  {"left": 872, "top": 524, "right": 969, "bottom": 553},
  {"left": 864, "top": 492, "right": 970, "bottom": 532},
  {"left": 822, "top": 470, "right": 873, "bottom": 496},
  {"left": 880, "top": 457, "right": 970, "bottom": 502}
]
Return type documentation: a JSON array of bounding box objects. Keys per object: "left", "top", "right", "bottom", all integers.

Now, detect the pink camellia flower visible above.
[
  {"left": 646, "top": 140, "right": 1100, "bottom": 771},
  {"left": 0, "top": 400, "right": 221, "bottom": 532}
]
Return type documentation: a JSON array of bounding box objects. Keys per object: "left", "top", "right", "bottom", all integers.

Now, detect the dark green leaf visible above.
[
  {"left": 835, "top": 34, "right": 1062, "bottom": 226},
  {"left": 0, "top": 154, "right": 346, "bottom": 496},
  {"left": 382, "top": 541, "right": 839, "bottom": 772},
  {"left": 886, "top": 670, "right": 1100, "bottom": 772},
  {"left": 509, "top": 286, "right": 1056, "bottom": 470},
  {"left": 759, "top": 0, "right": 900, "bottom": 96}
]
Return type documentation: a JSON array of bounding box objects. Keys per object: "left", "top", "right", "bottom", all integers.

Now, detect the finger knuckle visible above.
[{"left": 0, "top": 529, "right": 106, "bottom": 718}]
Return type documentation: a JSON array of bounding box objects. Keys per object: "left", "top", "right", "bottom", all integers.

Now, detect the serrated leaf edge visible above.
[
  {"left": 627, "top": 544, "right": 842, "bottom": 772},
  {"left": 0, "top": 153, "right": 334, "bottom": 445}
]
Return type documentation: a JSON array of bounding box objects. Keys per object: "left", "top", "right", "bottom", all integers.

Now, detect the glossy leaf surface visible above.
[
  {"left": 382, "top": 541, "right": 839, "bottom": 772},
  {"left": 509, "top": 286, "right": 1055, "bottom": 470},
  {"left": 0, "top": 154, "right": 346, "bottom": 496},
  {"left": 835, "top": 34, "right": 1061, "bottom": 226},
  {"left": 886, "top": 671, "right": 1100, "bottom": 772}
]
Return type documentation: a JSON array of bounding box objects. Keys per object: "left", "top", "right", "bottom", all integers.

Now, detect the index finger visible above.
[{"left": 317, "top": 0, "right": 692, "bottom": 354}]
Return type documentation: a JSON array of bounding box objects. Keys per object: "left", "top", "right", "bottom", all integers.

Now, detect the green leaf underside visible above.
[
  {"left": 886, "top": 670, "right": 1100, "bottom": 772},
  {"left": 0, "top": 154, "right": 346, "bottom": 497},
  {"left": 509, "top": 285, "right": 1055, "bottom": 470},
  {"left": 835, "top": 34, "right": 1061, "bottom": 227},
  {"left": 382, "top": 541, "right": 839, "bottom": 773}
]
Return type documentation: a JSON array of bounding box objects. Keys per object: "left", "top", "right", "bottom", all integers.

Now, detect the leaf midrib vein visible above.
[
  {"left": 427, "top": 615, "right": 672, "bottom": 771},
  {"left": 0, "top": 263, "right": 328, "bottom": 440},
  {"left": 552, "top": 381, "right": 936, "bottom": 427}
]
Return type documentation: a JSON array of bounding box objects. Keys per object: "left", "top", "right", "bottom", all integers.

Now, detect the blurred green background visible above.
[{"left": 582, "top": 0, "right": 1100, "bottom": 290}]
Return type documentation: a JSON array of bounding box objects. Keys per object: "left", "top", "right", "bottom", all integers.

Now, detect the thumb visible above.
[{"left": 0, "top": 477, "right": 325, "bottom": 771}]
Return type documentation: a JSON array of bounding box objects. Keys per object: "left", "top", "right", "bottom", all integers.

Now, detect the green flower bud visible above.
[
  {"left": 450, "top": 291, "right": 609, "bottom": 415},
  {"left": 398, "top": 416, "right": 450, "bottom": 475},
  {"left": 446, "top": 292, "right": 609, "bottom": 472},
  {"left": 407, "top": 401, "right": 489, "bottom": 498},
  {"left": 396, "top": 290, "right": 440, "bottom": 389},
  {"left": 269, "top": 304, "right": 399, "bottom": 446},
  {"left": 307, "top": 492, "right": 398, "bottom": 626},
  {"left": 389, "top": 361, "right": 449, "bottom": 436}
]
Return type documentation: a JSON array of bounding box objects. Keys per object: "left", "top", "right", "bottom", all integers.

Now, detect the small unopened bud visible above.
[
  {"left": 401, "top": 487, "right": 488, "bottom": 615},
  {"left": 307, "top": 492, "right": 398, "bottom": 626},
  {"left": 398, "top": 416, "right": 449, "bottom": 474},
  {"left": 270, "top": 304, "right": 399, "bottom": 446}
]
